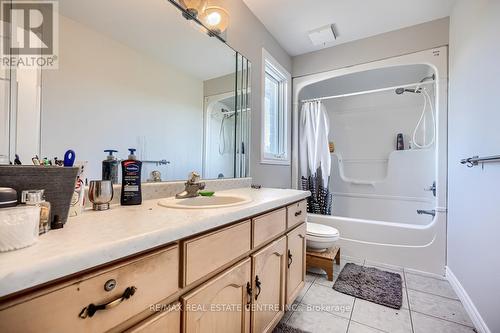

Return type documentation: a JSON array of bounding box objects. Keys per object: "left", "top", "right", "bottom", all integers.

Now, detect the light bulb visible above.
[
  {"left": 200, "top": 6, "right": 229, "bottom": 34},
  {"left": 206, "top": 12, "right": 221, "bottom": 26}
]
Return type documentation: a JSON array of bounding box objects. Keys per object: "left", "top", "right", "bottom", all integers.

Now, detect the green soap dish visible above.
[{"left": 199, "top": 191, "right": 215, "bottom": 197}]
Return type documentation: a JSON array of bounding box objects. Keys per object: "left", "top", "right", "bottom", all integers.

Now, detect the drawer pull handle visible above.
[
  {"left": 246, "top": 282, "right": 253, "bottom": 309},
  {"left": 78, "top": 286, "right": 137, "bottom": 319},
  {"left": 288, "top": 250, "right": 293, "bottom": 268},
  {"left": 254, "top": 275, "right": 262, "bottom": 301},
  {"left": 294, "top": 210, "right": 302, "bottom": 217}
]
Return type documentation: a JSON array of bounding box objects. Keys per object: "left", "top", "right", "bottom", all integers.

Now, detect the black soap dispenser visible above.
[
  {"left": 120, "top": 148, "right": 142, "bottom": 205},
  {"left": 102, "top": 150, "right": 119, "bottom": 184}
]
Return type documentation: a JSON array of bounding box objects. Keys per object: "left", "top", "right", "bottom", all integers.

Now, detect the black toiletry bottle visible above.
[
  {"left": 102, "top": 149, "right": 119, "bottom": 184},
  {"left": 396, "top": 133, "right": 405, "bottom": 151},
  {"left": 120, "top": 149, "right": 142, "bottom": 205}
]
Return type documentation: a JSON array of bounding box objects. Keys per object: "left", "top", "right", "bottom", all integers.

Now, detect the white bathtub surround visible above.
[
  {"left": 0, "top": 187, "right": 309, "bottom": 297},
  {"left": 293, "top": 47, "right": 448, "bottom": 276},
  {"left": 82, "top": 177, "right": 252, "bottom": 208}
]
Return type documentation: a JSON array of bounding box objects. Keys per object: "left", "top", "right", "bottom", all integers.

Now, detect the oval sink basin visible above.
[{"left": 158, "top": 194, "right": 252, "bottom": 209}]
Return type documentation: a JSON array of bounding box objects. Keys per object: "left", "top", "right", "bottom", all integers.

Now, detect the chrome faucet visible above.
[
  {"left": 417, "top": 209, "right": 436, "bottom": 218},
  {"left": 176, "top": 172, "right": 206, "bottom": 199}
]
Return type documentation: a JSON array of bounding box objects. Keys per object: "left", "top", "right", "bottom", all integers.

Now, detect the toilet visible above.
[{"left": 306, "top": 222, "right": 340, "bottom": 252}]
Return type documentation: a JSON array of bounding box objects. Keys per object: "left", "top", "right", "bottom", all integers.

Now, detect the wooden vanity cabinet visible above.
[
  {"left": 182, "top": 220, "right": 251, "bottom": 287},
  {"left": 286, "top": 201, "right": 307, "bottom": 229},
  {"left": 125, "top": 302, "right": 181, "bottom": 333},
  {"left": 0, "top": 200, "right": 308, "bottom": 333},
  {"left": 182, "top": 259, "right": 252, "bottom": 333},
  {"left": 252, "top": 208, "right": 287, "bottom": 248},
  {"left": 0, "top": 245, "right": 179, "bottom": 333},
  {"left": 251, "top": 237, "right": 287, "bottom": 333},
  {"left": 285, "top": 223, "right": 307, "bottom": 305}
]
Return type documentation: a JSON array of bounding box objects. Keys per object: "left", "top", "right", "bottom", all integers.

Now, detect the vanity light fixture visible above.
[
  {"left": 179, "top": 0, "right": 207, "bottom": 18},
  {"left": 200, "top": 6, "right": 230, "bottom": 35}
]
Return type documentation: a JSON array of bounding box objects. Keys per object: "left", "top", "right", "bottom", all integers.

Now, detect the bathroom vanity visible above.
[{"left": 0, "top": 188, "right": 309, "bottom": 333}]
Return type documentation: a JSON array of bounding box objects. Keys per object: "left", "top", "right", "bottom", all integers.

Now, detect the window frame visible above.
[{"left": 261, "top": 48, "right": 291, "bottom": 165}]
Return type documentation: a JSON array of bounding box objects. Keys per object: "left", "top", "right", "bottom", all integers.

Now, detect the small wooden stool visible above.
[{"left": 306, "top": 246, "right": 341, "bottom": 281}]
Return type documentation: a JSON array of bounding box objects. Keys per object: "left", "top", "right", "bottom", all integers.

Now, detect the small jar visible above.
[{"left": 21, "top": 190, "right": 52, "bottom": 235}]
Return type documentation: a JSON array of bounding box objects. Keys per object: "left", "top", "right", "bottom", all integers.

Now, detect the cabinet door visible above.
[
  {"left": 125, "top": 302, "right": 180, "bottom": 333},
  {"left": 182, "top": 259, "right": 251, "bottom": 333},
  {"left": 251, "top": 237, "right": 286, "bottom": 333},
  {"left": 286, "top": 223, "right": 306, "bottom": 305}
]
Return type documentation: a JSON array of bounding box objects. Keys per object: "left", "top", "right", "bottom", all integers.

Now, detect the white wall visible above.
[
  {"left": 293, "top": 18, "right": 449, "bottom": 78},
  {"left": 217, "top": 0, "right": 293, "bottom": 188},
  {"left": 41, "top": 15, "right": 204, "bottom": 182},
  {"left": 448, "top": 1, "right": 500, "bottom": 332}
]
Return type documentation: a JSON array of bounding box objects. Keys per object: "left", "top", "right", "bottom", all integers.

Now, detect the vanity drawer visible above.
[
  {"left": 182, "top": 220, "right": 251, "bottom": 287},
  {"left": 287, "top": 200, "right": 307, "bottom": 228},
  {"left": 125, "top": 302, "right": 180, "bottom": 333},
  {"left": 0, "top": 245, "right": 179, "bottom": 333},
  {"left": 252, "top": 208, "right": 287, "bottom": 248}
]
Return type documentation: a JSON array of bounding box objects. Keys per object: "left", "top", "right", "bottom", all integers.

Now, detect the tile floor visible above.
[{"left": 281, "top": 256, "right": 476, "bottom": 333}]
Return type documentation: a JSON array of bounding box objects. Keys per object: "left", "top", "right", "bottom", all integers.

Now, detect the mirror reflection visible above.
[{"left": 0, "top": 0, "right": 251, "bottom": 183}]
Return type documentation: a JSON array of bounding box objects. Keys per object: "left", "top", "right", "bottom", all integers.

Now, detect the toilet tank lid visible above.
[{"left": 307, "top": 222, "right": 339, "bottom": 237}]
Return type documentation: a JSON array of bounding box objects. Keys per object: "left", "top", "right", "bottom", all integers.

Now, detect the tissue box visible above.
[{"left": 0, "top": 166, "right": 79, "bottom": 227}]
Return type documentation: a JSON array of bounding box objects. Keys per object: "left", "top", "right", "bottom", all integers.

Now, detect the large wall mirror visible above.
[{"left": 0, "top": 0, "right": 251, "bottom": 183}]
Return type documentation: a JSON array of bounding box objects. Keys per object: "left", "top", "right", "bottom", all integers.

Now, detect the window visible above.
[{"left": 262, "top": 49, "right": 290, "bottom": 164}]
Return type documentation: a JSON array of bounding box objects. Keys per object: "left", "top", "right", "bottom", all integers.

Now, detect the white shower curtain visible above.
[{"left": 299, "top": 100, "right": 332, "bottom": 215}]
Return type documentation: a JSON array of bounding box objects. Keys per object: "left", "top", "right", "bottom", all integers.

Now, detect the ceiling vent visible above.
[{"left": 308, "top": 24, "right": 337, "bottom": 46}]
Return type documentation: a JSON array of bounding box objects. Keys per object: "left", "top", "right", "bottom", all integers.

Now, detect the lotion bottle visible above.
[{"left": 120, "top": 149, "right": 142, "bottom": 205}]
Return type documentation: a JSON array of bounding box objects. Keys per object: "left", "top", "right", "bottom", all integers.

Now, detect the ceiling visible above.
[
  {"left": 243, "top": 0, "right": 456, "bottom": 56},
  {"left": 59, "top": 0, "right": 236, "bottom": 81}
]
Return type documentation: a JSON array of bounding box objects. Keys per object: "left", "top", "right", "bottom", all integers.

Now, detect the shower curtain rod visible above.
[{"left": 300, "top": 80, "right": 435, "bottom": 103}]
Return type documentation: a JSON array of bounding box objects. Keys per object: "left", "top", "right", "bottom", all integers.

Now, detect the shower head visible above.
[
  {"left": 395, "top": 87, "right": 422, "bottom": 95},
  {"left": 221, "top": 108, "right": 235, "bottom": 119},
  {"left": 396, "top": 74, "right": 435, "bottom": 95}
]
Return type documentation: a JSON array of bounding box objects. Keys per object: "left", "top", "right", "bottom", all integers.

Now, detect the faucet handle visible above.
[{"left": 188, "top": 171, "right": 201, "bottom": 183}]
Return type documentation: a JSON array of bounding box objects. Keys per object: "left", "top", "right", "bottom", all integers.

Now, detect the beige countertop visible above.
[{"left": 0, "top": 187, "right": 309, "bottom": 298}]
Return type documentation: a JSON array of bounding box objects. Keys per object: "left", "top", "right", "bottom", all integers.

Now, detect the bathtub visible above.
[{"left": 308, "top": 209, "right": 447, "bottom": 275}]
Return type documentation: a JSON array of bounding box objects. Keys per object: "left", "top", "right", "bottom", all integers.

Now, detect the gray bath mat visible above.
[
  {"left": 273, "top": 322, "right": 310, "bottom": 333},
  {"left": 333, "top": 263, "right": 403, "bottom": 309}
]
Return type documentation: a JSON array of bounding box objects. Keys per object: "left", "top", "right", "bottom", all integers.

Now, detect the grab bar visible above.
[
  {"left": 118, "top": 159, "right": 170, "bottom": 166},
  {"left": 460, "top": 155, "right": 500, "bottom": 168}
]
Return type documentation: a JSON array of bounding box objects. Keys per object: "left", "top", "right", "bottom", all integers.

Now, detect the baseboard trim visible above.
[{"left": 446, "top": 266, "right": 490, "bottom": 333}]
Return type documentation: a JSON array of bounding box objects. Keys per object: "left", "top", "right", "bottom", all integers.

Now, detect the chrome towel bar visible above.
[{"left": 460, "top": 155, "right": 500, "bottom": 168}]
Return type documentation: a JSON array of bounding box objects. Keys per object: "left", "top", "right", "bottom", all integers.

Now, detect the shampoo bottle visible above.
[
  {"left": 396, "top": 133, "right": 404, "bottom": 151},
  {"left": 120, "top": 149, "right": 142, "bottom": 205}
]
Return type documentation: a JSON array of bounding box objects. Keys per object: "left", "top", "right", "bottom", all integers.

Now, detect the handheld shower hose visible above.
[{"left": 412, "top": 87, "right": 436, "bottom": 149}]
